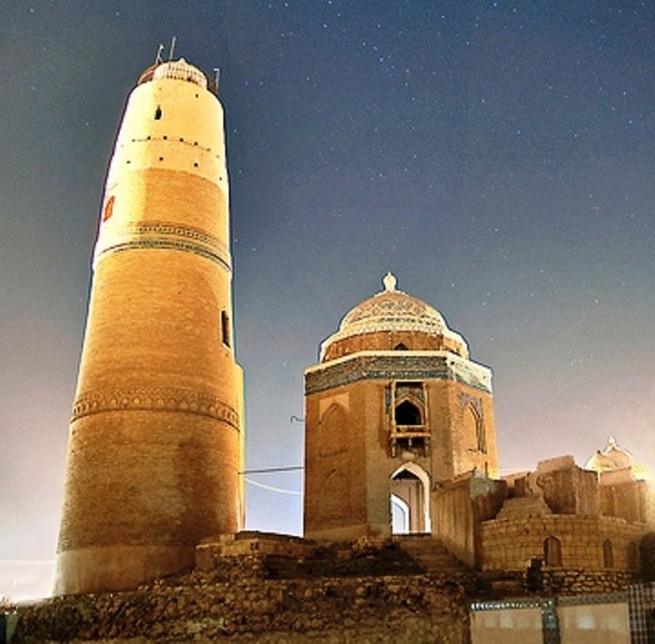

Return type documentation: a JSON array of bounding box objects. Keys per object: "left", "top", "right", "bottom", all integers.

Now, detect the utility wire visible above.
[
  {"left": 243, "top": 477, "right": 302, "bottom": 496},
  {"left": 240, "top": 466, "right": 303, "bottom": 475}
]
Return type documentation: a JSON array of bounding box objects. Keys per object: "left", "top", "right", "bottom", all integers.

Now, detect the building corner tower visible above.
[{"left": 54, "top": 59, "right": 243, "bottom": 595}]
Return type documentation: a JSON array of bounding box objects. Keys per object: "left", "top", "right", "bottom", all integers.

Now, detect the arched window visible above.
[
  {"left": 544, "top": 536, "right": 562, "bottom": 567},
  {"left": 154, "top": 106, "right": 162, "bottom": 120},
  {"left": 395, "top": 400, "right": 422, "bottom": 426},
  {"left": 394, "top": 343, "right": 409, "bottom": 351},
  {"left": 603, "top": 539, "right": 614, "bottom": 568}
]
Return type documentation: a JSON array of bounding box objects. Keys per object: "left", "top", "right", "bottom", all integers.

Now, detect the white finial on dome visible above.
[{"left": 382, "top": 272, "right": 397, "bottom": 292}]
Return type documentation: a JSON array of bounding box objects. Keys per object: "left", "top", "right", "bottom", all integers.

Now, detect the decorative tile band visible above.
[
  {"left": 71, "top": 386, "right": 240, "bottom": 430},
  {"left": 94, "top": 222, "right": 231, "bottom": 271},
  {"left": 305, "top": 353, "right": 492, "bottom": 395}
]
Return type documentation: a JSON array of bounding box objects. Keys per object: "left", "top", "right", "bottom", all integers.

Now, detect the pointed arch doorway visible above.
[{"left": 390, "top": 463, "right": 431, "bottom": 535}]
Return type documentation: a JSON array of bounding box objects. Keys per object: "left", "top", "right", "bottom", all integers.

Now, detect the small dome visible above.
[
  {"left": 585, "top": 436, "right": 638, "bottom": 473},
  {"left": 320, "top": 274, "right": 468, "bottom": 361}
]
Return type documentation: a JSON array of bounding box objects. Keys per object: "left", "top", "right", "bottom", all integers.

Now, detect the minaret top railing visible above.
[{"left": 137, "top": 60, "right": 218, "bottom": 95}]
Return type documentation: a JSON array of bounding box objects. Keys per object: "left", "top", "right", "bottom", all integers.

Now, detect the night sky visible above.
[{"left": 1, "top": 1, "right": 653, "bottom": 599}]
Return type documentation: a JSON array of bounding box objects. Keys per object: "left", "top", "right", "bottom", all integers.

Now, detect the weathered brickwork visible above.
[
  {"left": 324, "top": 330, "right": 467, "bottom": 361},
  {"left": 304, "top": 374, "right": 498, "bottom": 540},
  {"left": 54, "top": 60, "right": 244, "bottom": 596},
  {"left": 481, "top": 515, "right": 646, "bottom": 571}
]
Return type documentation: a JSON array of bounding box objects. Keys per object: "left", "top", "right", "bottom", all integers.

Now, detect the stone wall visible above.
[
  {"left": 12, "top": 533, "right": 652, "bottom": 641},
  {"left": 432, "top": 474, "right": 506, "bottom": 568},
  {"left": 600, "top": 474, "right": 650, "bottom": 524},
  {"left": 15, "top": 568, "right": 472, "bottom": 642},
  {"left": 481, "top": 514, "right": 645, "bottom": 572},
  {"left": 534, "top": 456, "right": 600, "bottom": 515},
  {"left": 539, "top": 569, "right": 638, "bottom": 595}
]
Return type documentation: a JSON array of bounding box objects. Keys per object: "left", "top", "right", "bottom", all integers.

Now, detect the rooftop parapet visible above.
[{"left": 137, "top": 58, "right": 218, "bottom": 94}]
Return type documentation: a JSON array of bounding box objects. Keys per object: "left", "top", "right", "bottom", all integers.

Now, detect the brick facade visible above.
[{"left": 54, "top": 60, "right": 244, "bottom": 595}]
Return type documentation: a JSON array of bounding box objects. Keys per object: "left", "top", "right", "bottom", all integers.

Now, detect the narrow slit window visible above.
[
  {"left": 221, "top": 310, "right": 231, "bottom": 348},
  {"left": 154, "top": 106, "right": 162, "bottom": 120}
]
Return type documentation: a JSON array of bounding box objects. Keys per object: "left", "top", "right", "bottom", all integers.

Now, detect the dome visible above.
[
  {"left": 320, "top": 273, "right": 468, "bottom": 361},
  {"left": 585, "top": 436, "right": 639, "bottom": 473},
  {"left": 340, "top": 273, "right": 447, "bottom": 336}
]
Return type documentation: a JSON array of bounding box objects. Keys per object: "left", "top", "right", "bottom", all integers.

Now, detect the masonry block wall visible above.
[
  {"left": 432, "top": 474, "right": 506, "bottom": 568},
  {"left": 481, "top": 515, "right": 645, "bottom": 572}
]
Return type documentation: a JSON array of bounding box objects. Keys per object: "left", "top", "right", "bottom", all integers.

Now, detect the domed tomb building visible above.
[{"left": 304, "top": 274, "right": 498, "bottom": 541}]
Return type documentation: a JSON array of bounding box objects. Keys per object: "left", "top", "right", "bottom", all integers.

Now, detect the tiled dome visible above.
[
  {"left": 320, "top": 273, "right": 467, "bottom": 360},
  {"left": 340, "top": 276, "right": 447, "bottom": 336}
]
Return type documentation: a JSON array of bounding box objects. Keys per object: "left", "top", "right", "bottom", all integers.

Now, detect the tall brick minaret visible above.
[{"left": 54, "top": 59, "right": 243, "bottom": 595}]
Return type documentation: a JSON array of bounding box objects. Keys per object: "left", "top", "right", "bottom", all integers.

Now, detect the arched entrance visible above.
[
  {"left": 390, "top": 463, "right": 431, "bottom": 534},
  {"left": 390, "top": 495, "right": 410, "bottom": 534}
]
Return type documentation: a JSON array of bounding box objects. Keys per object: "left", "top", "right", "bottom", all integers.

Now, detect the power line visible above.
[
  {"left": 240, "top": 466, "right": 303, "bottom": 475},
  {"left": 243, "top": 477, "right": 302, "bottom": 496}
]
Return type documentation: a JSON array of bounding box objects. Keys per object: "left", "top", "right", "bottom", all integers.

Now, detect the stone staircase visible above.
[
  {"left": 207, "top": 532, "right": 470, "bottom": 580},
  {"left": 262, "top": 541, "right": 422, "bottom": 579},
  {"left": 392, "top": 535, "right": 469, "bottom": 573}
]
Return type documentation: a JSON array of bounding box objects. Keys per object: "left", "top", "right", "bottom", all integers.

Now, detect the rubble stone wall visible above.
[
  {"left": 540, "top": 568, "right": 638, "bottom": 595},
  {"left": 15, "top": 568, "right": 473, "bottom": 643}
]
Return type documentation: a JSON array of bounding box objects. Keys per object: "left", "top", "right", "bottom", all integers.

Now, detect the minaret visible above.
[{"left": 54, "top": 59, "right": 243, "bottom": 595}]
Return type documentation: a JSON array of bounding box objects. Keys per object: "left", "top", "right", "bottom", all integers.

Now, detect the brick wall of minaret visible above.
[{"left": 55, "top": 62, "right": 243, "bottom": 595}]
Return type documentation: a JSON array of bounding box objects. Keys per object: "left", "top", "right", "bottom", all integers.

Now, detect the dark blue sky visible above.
[{"left": 1, "top": 1, "right": 653, "bottom": 598}]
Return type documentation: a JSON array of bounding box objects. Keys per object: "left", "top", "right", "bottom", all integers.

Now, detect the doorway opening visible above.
[{"left": 390, "top": 463, "right": 431, "bottom": 534}]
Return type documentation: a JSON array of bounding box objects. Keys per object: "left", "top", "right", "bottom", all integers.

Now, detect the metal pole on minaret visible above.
[{"left": 54, "top": 57, "right": 244, "bottom": 595}]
